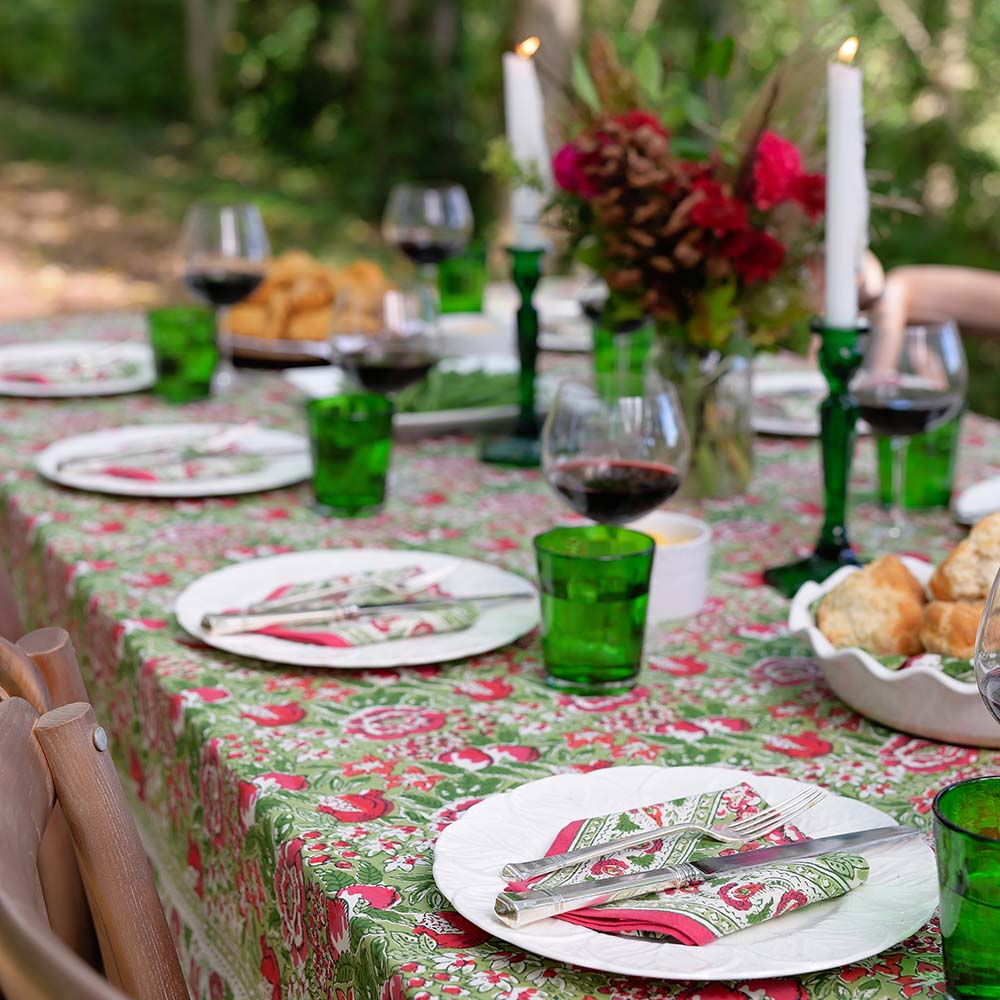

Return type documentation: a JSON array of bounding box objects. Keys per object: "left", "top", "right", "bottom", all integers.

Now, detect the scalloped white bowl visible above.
[{"left": 788, "top": 557, "right": 1000, "bottom": 748}]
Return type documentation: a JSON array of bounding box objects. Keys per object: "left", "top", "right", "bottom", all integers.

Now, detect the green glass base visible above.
[
  {"left": 763, "top": 543, "right": 861, "bottom": 598},
  {"left": 543, "top": 671, "right": 639, "bottom": 696},
  {"left": 480, "top": 435, "right": 541, "bottom": 467}
]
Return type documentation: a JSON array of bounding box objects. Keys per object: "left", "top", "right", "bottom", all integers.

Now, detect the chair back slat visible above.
[
  {"left": 33, "top": 702, "right": 188, "bottom": 1000},
  {"left": 0, "top": 558, "right": 25, "bottom": 640},
  {"left": 19, "top": 627, "right": 91, "bottom": 705},
  {"left": 0, "top": 637, "right": 52, "bottom": 714}
]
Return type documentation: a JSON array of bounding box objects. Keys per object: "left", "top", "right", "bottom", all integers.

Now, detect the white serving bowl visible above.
[
  {"left": 788, "top": 557, "right": 1000, "bottom": 748},
  {"left": 627, "top": 511, "right": 711, "bottom": 622}
]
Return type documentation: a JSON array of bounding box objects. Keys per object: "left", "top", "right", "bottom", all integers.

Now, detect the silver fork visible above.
[{"left": 500, "top": 786, "right": 825, "bottom": 882}]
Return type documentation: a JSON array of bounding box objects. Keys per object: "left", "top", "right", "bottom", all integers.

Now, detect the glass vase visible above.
[{"left": 653, "top": 335, "right": 753, "bottom": 500}]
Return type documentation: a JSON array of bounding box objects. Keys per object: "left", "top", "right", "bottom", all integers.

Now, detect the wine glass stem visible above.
[
  {"left": 889, "top": 435, "right": 907, "bottom": 538},
  {"left": 213, "top": 307, "right": 237, "bottom": 390},
  {"left": 417, "top": 264, "right": 438, "bottom": 327}
]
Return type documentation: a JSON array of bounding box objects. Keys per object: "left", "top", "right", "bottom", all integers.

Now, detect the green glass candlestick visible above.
[
  {"left": 481, "top": 246, "right": 543, "bottom": 467},
  {"left": 763, "top": 322, "right": 864, "bottom": 597}
]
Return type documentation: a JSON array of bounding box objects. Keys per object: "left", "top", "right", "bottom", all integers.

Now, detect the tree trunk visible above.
[{"left": 184, "top": 0, "right": 222, "bottom": 125}]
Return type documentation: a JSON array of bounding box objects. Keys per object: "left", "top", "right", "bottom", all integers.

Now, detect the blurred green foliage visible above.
[{"left": 0, "top": 0, "right": 997, "bottom": 407}]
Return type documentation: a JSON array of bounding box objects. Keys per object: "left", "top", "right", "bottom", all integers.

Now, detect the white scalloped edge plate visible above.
[
  {"left": 788, "top": 557, "right": 1000, "bottom": 747},
  {"left": 433, "top": 765, "right": 937, "bottom": 981}
]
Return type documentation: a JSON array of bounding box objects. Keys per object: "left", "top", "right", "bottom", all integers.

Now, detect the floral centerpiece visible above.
[{"left": 552, "top": 36, "right": 826, "bottom": 498}]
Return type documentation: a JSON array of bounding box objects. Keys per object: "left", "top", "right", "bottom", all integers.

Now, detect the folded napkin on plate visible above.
[
  {"left": 509, "top": 782, "right": 868, "bottom": 945},
  {"left": 249, "top": 568, "right": 477, "bottom": 648},
  {"left": 95, "top": 453, "right": 266, "bottom": 482},
  {"left": 1, "top": 371, "right": 49, "bottom": 384}
]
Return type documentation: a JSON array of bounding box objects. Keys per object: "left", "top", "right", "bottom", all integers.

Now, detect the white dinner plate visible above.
[
  {"left": 35, "top": 423, "right": 310, "bottom": 498},
  {"left": 0, "top": 340, "right": 154, "bottom": 397},
  {"left": 954, "top": 476, "right": 1000, "bottom": 525},
  {"left": 433, "top": 765, "right": 937, "bottom": 981},
  {"left": 175, "top": 548, "right": 540, "bottom": 669},
  {"left": 752, "top": 370, "right": 871, "bottom": 437}
]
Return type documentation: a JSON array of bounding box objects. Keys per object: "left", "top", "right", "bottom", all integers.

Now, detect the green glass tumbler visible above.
[
  {"left": 438, "top": 242, "right": 487, "bottom": 314},
  {"left": 592, "top": 316, "right": 654, "bottom": 398},
  {"left": 147, "top": 306, "right": 218, "bottom": 402},
  {"left": 877, "top": 412, "right": 962, "bottom": 510},
  {"left": 534, "top": 526, "right": 655, "bottom": 695},
  {"left": 306, "top": 393, "right": 394, "bottom": 515},
  {"left": 934, "top": 776, "right": 1000, "bottom": 998}
]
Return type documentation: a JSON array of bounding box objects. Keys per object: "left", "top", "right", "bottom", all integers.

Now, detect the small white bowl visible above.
[
  {"left": 627, "top": 511, "right": 711, "bottom": 622},
  {"left": 436, "top": 314, "right": 515, "bottom": 358},
  {"left": 788, "top": 557, "right": 1000, "bottom": 748}
]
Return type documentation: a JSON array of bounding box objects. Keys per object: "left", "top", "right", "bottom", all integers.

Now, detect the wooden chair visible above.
[
  {"left": 0, "top": 633, "right": 96, "bottom": 964},
  {"left": 0, "top": 696, "right": 188, "bottom": 1000}
]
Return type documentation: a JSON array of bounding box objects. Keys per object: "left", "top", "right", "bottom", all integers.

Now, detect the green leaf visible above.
[
  {"left": 682, "top": 91, "right": 714, "bottom": 128},
  {"left": 570, "top": 53, "right": 600, "bottom": 113},
  {"left": 670, "top": 135, "right": 712, "bottom": 160},
  {"left": 633, "top": 40, "right": 663, "bottom": 104},
  {"left": 574, "top": 241, "right": 607, "bottom": 273},
  {"left": 711, "top": 36, "right": 735, "bottom": 79}
]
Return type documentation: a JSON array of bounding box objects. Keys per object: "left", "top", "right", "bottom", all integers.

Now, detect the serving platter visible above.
[{"left": 788, "top": 556, "right": 1000, "bottom": 747}]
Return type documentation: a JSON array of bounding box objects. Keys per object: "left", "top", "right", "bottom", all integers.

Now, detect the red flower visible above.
[
  {"left": 453, "top": 677, "right": 513, "bottom": 701},
  {"left": 723, "top": 230, "right": 786, "bottom": 284},
  {"left": 345, "top": 704, "right": 446, "bottom": 739},
  {"left": 691, "top": 179, "right": 748, "bottom": 235},
  {"left": 553, "top": 143, "right": 600, "bottom": 198},
  {"left": 752, "top": 131, "right": 802, "bottom": 209},
  {"left": 240, "top": 702, "right": 306, "bottom": 727},
  {"left": 775, "top": 889, "right": 808, "bottom": 915},
  {"left": 614, "top": 109, "right": 669, "bottom": 137},
  {"left": 880, "top": 735, "right": 977, "bottom": 773},
  {"left": 317, "top": 789, "right": 394, "bottom": 823},
  {"left": 791, "top": 172, "right": 825, "bottom": 219},
  {"left": 590, "top": 857, "right": 629, "bottom": 877},
  {"left": 340, "top": 884, "right": 401, "bottom": 911},
  {"left": 718, "top": 880, "right": 766, "bottom": 910},
  {"left": 764, "top": 730, "right": 832, "bottom": 758},
  {"left": 259, "top": 936, "right": 281, "bottom": 1000},
  {"left": 274, "top": 838, "right": 309, "bottom": 965}
]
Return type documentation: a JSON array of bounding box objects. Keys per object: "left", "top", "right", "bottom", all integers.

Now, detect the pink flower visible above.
[
  {"left": 274, "top": 838, "right": 309, "bottom": 965},
  {"left": 553, "top": 143, "right": 600, "bottom": 198},
  {"left": 880, "top": 736, "right": 978, "bottom": 773},
  {"left": 752, "top": 131, "right": 802, "bottom": 210},
  {"left": 259, "top": 936, "right": 281, "bottom": 1000},
  {"left": 414, "top": 910, "right": 489, "bottom": 947},
  {"left": 763, "top": 731, "right": 832, "bottom": 759},
  {"left": 718, "top": 880, "right": 766, "bottom": 911},
  {"left": 590, "top": 857, "right": 629, "bottom": 877},
  {"left": 198, "top": 739, "right": 226, "bottom": 846},
  {"left": 317, "top": 789, "right": 394, "bottom": 823},
  {"left": 775, "top": 889, "right": 808, "bottom": 915},
  {"left": 345, "top": 704, "right": 447, "bottom": 740}
]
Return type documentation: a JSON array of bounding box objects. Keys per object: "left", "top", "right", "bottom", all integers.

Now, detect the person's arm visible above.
[{"left": 874, "top": 266, "right": 1000, "bottom": 337}]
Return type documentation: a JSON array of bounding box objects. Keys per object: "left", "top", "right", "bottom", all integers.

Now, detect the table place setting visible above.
[
  {"left": 34, "top": 422, "right": 310, "bottom": 498},
  {"left": 0, "top": 339, "right": 155, "bottom": 397},
  {"left": 174, "top": 548, "right": 539, "bottom": 668},
  {"left": 432, "top": 765, "right": 938, "bottom": 981}
]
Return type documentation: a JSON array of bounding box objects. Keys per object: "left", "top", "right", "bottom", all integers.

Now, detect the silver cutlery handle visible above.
[
  {"left": 494, "top": 862, "right": 703, "bottom": 927},
  {"left": 502, "top": 822, "right": 696, "bottom": 881},
  {"left": 202, "top": 605, "right": 360, "bottom": 636}
]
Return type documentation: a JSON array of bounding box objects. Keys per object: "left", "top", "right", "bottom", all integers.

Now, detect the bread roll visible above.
[
  {"left": 930, "top": 512, "right": 1000, "bottom": 601},
  {"left": 817, "top": 555, "right": 926, "bottom": 656},
  {"left": 225, "top": 302, "right": 268, "bottom": 338},
  {"left": 286, "top": 305, "right": 333, "bottom": 341},
  {"left": 920, "top": 601, "right": 984, "bottom": 660}
]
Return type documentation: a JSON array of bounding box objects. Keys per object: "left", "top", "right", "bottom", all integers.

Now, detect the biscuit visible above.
[
  {"left": 920, "top": 601, "right": 984, "bottom": 660},
  {"left": 225, "top": 302, "right": 268, "bottom": 338},
  {"left": 817, "top": 555, "right": 925, "bottom": 656},
  {"left": 286, "top": 305, "right": 333, "bottom": 341},
  {"left": 930, "top": 514, "right": 1000, "bottom": 601}
]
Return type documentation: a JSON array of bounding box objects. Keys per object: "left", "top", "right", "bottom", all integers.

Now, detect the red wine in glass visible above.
[
  {"left": 185, "top": 269, "right": 264, "bottom": 306},
  {"left": 397, "top": 241, "right": 462, "bottom": 266},
  {"left": 549, "top": 459, "right": 682, "bottom": 524},
  {"left": 854, "top": 386, "right": 959, "bottom": 437},
  {"left": 351, "top": 353, "right": 436, "bottom": 394}
]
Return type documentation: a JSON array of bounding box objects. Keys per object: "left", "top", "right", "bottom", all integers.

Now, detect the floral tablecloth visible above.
[{"left": 3, "top": 312, "right": 999, "bottom": 1000}]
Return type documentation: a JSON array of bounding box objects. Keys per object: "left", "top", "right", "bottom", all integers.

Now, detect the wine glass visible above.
[
  {"left": 976, "top": 568, "right": 1000, "bottom": 726},
  {"left": 381, "top": 184, "right": 473, "bottom": 327},
  {"left": 332, "top": 289, "right": 439, "bottom": 396},
  {"left": 851, "top": 315, "right": 967, "bottom": 544},
  {"left": 542, "top": 373, "right": 690, "bottom": 525},
  {"left": 180, "top": 203, "right": 270, "bottom": 391}
]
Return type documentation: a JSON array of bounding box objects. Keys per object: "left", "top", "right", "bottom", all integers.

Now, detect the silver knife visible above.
[
  {"left": 201, "top": 591, "right": 536, "bottom": 635},
  {"left": 493, "top": 824, "right": 920, "bottom": 928}
]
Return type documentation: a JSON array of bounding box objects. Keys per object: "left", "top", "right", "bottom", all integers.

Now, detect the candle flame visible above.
[
  {"left": 837, "top": 36, "right": 859, "bottom": 64},
  {"left": 515, "top": 36, "right": 541, "bottom": 59}
]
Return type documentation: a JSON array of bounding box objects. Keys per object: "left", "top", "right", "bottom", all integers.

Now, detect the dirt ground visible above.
[{"left": 0, "top": 162, "right": 173, "bottom": 322}]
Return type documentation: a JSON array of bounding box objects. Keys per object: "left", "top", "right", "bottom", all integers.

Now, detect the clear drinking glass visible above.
[
  {"left": 381, "top": 183, "right": 473, "bottom": 327},
  {"left": 180, "top": 202, "right": 270, "bottom": 391},
  {"left": 851, "top": 316, "right": 967, "bottom": 544},
  {"left": 541, "top": 373, "right": 690, "bottom": 526}
]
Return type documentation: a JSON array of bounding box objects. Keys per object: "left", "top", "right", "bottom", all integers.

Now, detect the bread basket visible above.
[{"left": 787, "top": 557, "right": 1000, "bottom": 748}]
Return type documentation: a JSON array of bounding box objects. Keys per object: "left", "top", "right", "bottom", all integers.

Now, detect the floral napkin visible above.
[
  {"left": 95, "top": 453, "right": 267, "bottom": 482},
  {"left": 508, "top": 783, "right": 868, "bottom": 946},
  {"left": 1, "top": 357, "right": 139, "bottom": 385},
  {"left": 248, "top": 568, "right": 477, "bottom": 648}
]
